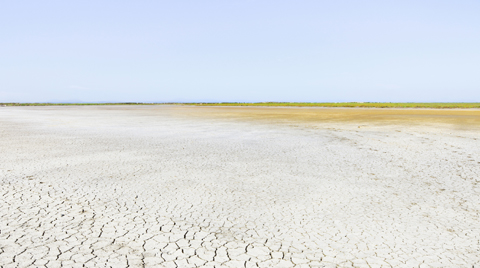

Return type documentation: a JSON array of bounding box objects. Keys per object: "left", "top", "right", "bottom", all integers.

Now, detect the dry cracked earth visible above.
[{"left": 1, "top": 106, "right": 479, "bottom": 268}]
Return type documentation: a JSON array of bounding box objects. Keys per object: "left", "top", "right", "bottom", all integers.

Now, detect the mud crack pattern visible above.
[{"left": 1, "top": 106, "right": 479, "bottom": 267}]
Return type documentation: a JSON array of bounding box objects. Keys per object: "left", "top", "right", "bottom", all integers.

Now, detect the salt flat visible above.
[{"left": 1, "top": 106, "right": 479, "bottom": 268}]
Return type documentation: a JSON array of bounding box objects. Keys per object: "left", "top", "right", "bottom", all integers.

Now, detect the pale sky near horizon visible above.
[{"left": 1, "top": 1, "right": 479, "bottom": 103}]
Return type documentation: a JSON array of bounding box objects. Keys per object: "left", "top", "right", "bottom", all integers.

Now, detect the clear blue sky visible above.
[{"left": 1, "top": 1, "right": 479, "bottom": 103}]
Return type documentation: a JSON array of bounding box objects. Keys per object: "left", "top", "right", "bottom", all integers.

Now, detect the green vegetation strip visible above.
[
  {"left": 184, "top": 102, "right": 480, "bottom": 108},
  {"left": 2, "top": 102, "right": 480, "bottom": 108},
  {"left": 0, "top": 103, "right": 162, "bottom": 106}
]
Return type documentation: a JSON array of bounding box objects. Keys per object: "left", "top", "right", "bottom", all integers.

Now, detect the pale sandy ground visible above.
[{"left": 1, "top": 106, "right": 479, "bottom": 268}]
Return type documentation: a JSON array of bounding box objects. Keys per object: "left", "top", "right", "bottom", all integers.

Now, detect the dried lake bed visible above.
[{"left": 1, "top": 105, "right": 479, "bottom": 267}]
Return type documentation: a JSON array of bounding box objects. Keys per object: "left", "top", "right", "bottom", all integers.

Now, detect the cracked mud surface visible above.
[{"left": 1, "top": 106, "right": 479, "bottom": 267}]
